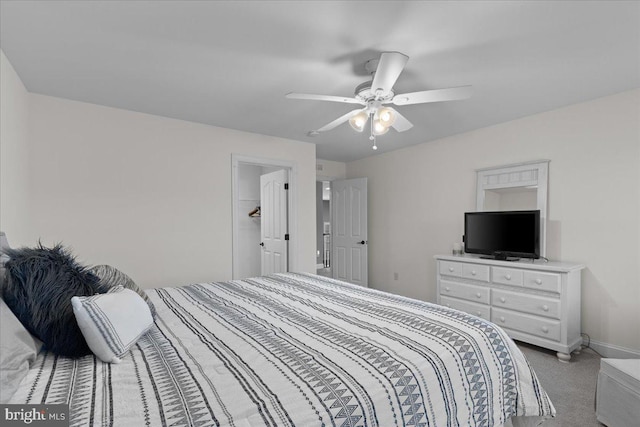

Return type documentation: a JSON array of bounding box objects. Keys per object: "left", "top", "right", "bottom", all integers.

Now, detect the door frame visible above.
[{"left": 231, "top": 154, "right": 298, "bottom": 279}]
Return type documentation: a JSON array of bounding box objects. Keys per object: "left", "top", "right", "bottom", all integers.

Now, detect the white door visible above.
[
  {"left": 332, "top": 178, "right": 368, "bottom": 286},
  {"left": 260, "top": 169, "right": 288, "bottom": 275}
]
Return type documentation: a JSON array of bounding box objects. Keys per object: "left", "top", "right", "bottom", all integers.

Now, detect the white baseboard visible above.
[{"left": 584, "top": 338, "right": 640, "bottom": 359}]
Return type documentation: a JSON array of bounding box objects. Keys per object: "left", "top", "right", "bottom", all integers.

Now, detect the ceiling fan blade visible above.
[
  {"left": 370, "top": 52, "right": 409, "bottom": 98},
  {"left": 392, "top": 85, "right": 473, "bottom": 106},
  {"left": 286, "top": 92, "right": 363, "bottom": 104},
  {"left": 315, "top": 109, "right": 364, "bottom": 132},
  {"left": 389, "top": 108, "right": 413, "bottom": 132}
]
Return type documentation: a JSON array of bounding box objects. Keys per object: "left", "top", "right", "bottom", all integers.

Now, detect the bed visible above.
[{"left": 8, "top": 272, "right": 554, "bottom": 426}]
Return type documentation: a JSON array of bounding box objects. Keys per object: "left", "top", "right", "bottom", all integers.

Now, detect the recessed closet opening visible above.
[
  {"left": 236, "top": 163, "right": 283, "bottom": 278},
  {"left": 232, "top": 155, "right": 298, "bottom": 280}
]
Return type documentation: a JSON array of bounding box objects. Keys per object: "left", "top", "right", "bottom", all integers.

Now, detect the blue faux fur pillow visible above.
[{"left": 1, "top": 243, "right": 109, "bottom": 358}]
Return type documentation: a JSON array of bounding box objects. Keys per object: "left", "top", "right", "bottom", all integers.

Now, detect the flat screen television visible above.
[{"left": 464, "top": 210, "right": 540, "bottom": 260}]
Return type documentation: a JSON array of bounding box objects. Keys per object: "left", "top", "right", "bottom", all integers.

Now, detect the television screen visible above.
[{"left": 464, "top": 210, "right": 540, "bottom": 259}]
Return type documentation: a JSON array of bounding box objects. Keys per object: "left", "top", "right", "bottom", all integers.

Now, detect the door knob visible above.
[
  {"left": 357, "top": 240, "right": 367, "bottom": 245},
  {"left": 259, "top": 242, "right": 264, "bottom": 247}
]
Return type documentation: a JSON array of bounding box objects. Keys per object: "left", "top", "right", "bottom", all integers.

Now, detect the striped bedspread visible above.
[{"left": 10, "top": 273, "right": 555, "bottom": 426}]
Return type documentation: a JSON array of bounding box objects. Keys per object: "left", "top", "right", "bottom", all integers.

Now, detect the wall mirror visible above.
[{"left": 476, "top": 160, "right": 549, "bottom": 257}]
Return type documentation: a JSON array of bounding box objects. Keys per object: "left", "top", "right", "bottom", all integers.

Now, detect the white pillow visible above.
[
  {"left": 71, "top": 286, "right": 153, "bottom": 363},
  {"left": 1, "top": 298, "right": 42, "bottom": 403}
]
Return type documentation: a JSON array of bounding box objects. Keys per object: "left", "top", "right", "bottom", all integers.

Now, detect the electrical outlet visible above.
[{"left": 393, "top": 272, "right": 399, "bottom": 280}]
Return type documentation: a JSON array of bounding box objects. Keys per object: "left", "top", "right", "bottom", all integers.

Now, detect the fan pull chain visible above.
[{"left": 369, "top": 113, "right": 377, "bottom": 150}]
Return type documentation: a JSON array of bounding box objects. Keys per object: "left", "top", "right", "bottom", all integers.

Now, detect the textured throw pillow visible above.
[
  {"left": 2, "top": 243, "right": 109, "bottom": 358},
  {"left": 71, "top": 286, "right": 153, "bottom": 363},
  {"left": 0, "top": 298, "right": 42, "bottom": 403},
  {"left": 89, "top": 265, "right": 156, "bottom": 318}
]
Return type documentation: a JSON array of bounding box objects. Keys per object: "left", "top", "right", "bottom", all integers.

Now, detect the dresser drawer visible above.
[
  {"left": 492, "top": 289, "right": 560, "bottom": 319},
  {"left": 439, "top": 261, "right": 463, "bottom": 277},
  {"left": 524, "top": 271, "right": 561, "bottom": 293},
  {"left": 492, "top": 266, "right": 524, "bottom": 286},
  {"left": 440, "top": 279, "right": 490, "bottom": 304},
  {"left": 492, "top": 307, "right": 561, "bottom": 341},
  {"left": 440, "top": 296, "right": 491, "bottom": 321},
  {"left": 462, "top": 264, "right": 490, "bottom": 282}
]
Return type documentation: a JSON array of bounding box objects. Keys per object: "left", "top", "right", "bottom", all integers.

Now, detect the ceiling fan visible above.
[{"left": 286, "top": 51, "right": 472, "bottom": 150}]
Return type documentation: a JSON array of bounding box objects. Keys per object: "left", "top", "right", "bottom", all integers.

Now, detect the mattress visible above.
[{"left": 10, "top": 273, "right": 555, "bottom": 426}]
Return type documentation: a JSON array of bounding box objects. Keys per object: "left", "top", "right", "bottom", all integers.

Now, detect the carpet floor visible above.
[{"left": 517, "top": 341, "right": 604, "bottom": 427}]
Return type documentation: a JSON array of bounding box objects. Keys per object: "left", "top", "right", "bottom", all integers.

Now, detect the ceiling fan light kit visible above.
[
  {"left": 377, "top": 107, "right": 395, "bottom": 127},
  {"left": 286, "top": 51, "right": 472, "bottom": 150},
  {"left": 372, "top": 118, "right": 389, "bottom": 136},
  {"left": 349, "top": 111, "right": 368, "bottom": 132}
]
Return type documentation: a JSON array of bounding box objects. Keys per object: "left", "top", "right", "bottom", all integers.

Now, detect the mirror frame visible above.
[{"left": 476, "top": 160, "right": 549, "bottom": 258}]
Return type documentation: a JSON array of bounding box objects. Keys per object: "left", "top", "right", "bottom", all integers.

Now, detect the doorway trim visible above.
[{"left": 231, "top": 154, "right": 298, "bottom": 279}]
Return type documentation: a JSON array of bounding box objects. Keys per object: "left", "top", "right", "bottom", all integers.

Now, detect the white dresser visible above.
[{"left": 435, "top": 254, "right": 584, "bottom": 361}]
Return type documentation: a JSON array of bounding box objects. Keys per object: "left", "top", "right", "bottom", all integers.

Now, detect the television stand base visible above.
[{"left": 480, "top": 255, "right": 521, "bottom": 262}]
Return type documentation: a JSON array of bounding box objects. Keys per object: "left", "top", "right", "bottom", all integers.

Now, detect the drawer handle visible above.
[
  {"left": 542, "top": 326, "right": 549, "bottom": 333},
  {"left": 542, "top": 305, "right": 549, "bottom": 312},
  {"left": 499, "top": 316, "right": 506, "bottom": 323},
  {"left": 445, "top": 286, "right": 451, "bottom": 292},
  {"left": 499, "top": 297, "right": 506, "bottom": 303},
  {"left": 471, "top": 270, "right": 477, "bottom": 276},
  {"left": 475, "top": 292, "right": 482, "bottom": 298},
  {"left": 448, "top": 267, "right": 454, "bottom": 272},
  {"left": 535, "top": 278, "right": 542, "bottom": 285},
  {"left": 505, "top": 274, "right": 512, "bottom": 281}
]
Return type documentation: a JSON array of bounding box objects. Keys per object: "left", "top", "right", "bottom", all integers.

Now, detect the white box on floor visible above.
[{"left": 596, "top": 358, "right": 640, "bottom": 427}]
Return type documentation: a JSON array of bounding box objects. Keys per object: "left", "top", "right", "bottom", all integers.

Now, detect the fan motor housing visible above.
[{"left": 355, "top": 81, "right": 395, "bottom": 102}]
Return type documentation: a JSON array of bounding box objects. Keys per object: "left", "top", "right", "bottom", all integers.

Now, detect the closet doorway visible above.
[{"left": 231, "top": 155, "right": 297, "bottom": 279}]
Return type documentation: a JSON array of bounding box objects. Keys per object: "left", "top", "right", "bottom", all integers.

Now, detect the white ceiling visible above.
[{"left": 1, "top": 1, "right": 638, "bottom": 162}]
